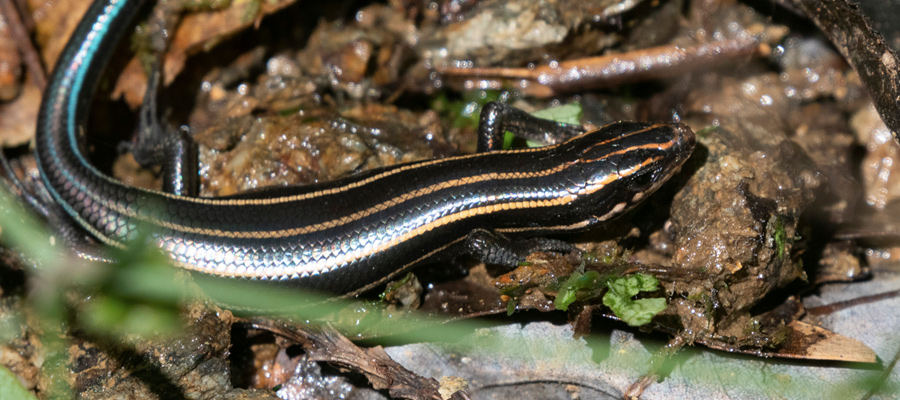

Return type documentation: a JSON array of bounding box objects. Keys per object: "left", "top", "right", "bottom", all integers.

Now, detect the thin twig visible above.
[
  {"left": 248, "top": 320, "right": 472, "bottom": 400},
  {"left": 438, "top": 38, "right": 762, "bottom": 97},
  {"left": 806, "top": 289, "right": 900, "bottom": 315}
]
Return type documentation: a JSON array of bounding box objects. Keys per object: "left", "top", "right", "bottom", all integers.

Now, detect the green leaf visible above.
[
  {"left": 531, "top": 102, "right": 583, "bottom": 125},
  {"left": 695, "top": 124, "right": 719, "bottom": 137},
  {"left": 554, "top": 270, "right": 602, "bottom": 311},
  {"left": 435, "top": 90, "right": 506, "bottom": 130},
  {"left": 503, "top": 102, "right": 584, "bottom": 149},
  {"left": 80, "top": 295, "right": 181, "bottom": 338},
  {"left": 0, "top": 364, "right": 38, "bottom": 400},
  {"left": 502, "top": 131, "right": 516, "bottom": 149},
  {"left": 602, "top": 274, "right": 666, "bottom": 326},
  {"left": 379, "top": 272, "right": 414, "bottom": 302},
  {"left": 506, "top": 298, "right": 517, "bottom": 316},
  {"left": 773, "top": 217, "right": 786, "bottom": 259}
]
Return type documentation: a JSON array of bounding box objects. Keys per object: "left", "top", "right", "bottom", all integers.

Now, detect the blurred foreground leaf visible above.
[{"left": 0, "top": 364, "right": 37, "bottom": 400}]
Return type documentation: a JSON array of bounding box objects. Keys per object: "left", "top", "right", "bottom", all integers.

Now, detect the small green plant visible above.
[
  {"left": 602, "top": 273, "right": 666, "bottom": 327},
  {"left": 553, "top": 270, "right": 603, "bottom": 312},
  {"left": 517, "top": 102, "right": 583, "bottom": 148},
  {"left": 773, "top": 216, "right": 786, "bottom": 260}
]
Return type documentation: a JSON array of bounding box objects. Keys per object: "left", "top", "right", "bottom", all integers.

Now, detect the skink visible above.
[{"left": 34, "top": 0, "right": 696, "bottom": 294}]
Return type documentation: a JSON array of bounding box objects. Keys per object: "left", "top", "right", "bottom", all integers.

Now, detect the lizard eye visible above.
[{"left": 627, "top": 168, "right": 658, "bottom": 192}]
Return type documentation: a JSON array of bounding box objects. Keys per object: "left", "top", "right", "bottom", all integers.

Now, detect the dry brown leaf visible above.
[
  {"left": 699, "top": 320, "right": 878, "bottom": 363},
  {"left": 775, "top": 320, "right": 877, "bottom": 363},
  {"left": 0, "top": 82, "right": 41, "bottom": 146},
  {"left": 0, "top": 11, "right": 22, "bottom": 101},
  {"left": 113, "top": 0, "right": 298, "bottom": 107},
  {"left": 29, "top": 0, "right": 92, "bottom": 68}
]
